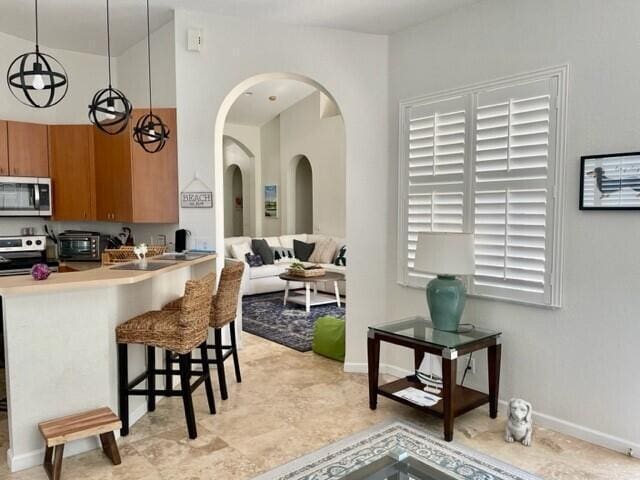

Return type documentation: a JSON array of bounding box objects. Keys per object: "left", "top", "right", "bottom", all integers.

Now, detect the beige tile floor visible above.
[{"left": 0, "top": 333, "right": 638, "bottom": 479}]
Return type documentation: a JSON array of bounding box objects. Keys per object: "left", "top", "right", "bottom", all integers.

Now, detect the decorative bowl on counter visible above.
[{"left": 31, "top": 263, "right": 51, "bottom": 281}]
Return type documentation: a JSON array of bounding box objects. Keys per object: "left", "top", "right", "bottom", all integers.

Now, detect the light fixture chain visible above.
[
  {"left": 34, "top": 0, "right": 39, "bottom": 51},
  {"left": 107, "top": 0, "right": 112, "bottom": 87},
  {"left": 146, "top": 0, "right": 153, "bottom": 113}
]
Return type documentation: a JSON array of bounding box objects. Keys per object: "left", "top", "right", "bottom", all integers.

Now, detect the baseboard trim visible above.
[
  {"left": 7, "top": 436, "right": 100, "bottom": 472},
  {"left": 498, "top": 400, "right": 639, "bottom": 459},
  {"left": 344, "top": 362, "right": 639, "bottom": 459}
]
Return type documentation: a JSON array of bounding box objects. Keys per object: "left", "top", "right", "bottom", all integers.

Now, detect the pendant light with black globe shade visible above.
[
  {"left": 6, "top": 0, "right": 69, "bottom": 108},
  {"left": 88, "top": 0, "right": 132, "bottom": 135},
  {"left": 133, "top": 0, "right": 169, "bottom": 153}
]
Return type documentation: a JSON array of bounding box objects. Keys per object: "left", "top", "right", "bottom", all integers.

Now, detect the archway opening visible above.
[
  {"left": 223, "top": 135, "right": 255, "bottom": 237},
  {"left": 293, "top": 155, "right": 313, "bottom": 234},
  {"left": 224, "top": 165, "right": 244, "bottom": 237},
  {"left": 215, "top": 72, "right": 346, "bottom": 356}
]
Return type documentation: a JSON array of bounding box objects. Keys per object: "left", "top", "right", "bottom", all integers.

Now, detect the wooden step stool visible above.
[{"left": 38, "top": 407, "right": 122, "bottom": 480}]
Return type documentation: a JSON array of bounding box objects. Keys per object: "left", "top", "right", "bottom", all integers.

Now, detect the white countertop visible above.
[{"left": 0, "top": 254, "right": 217, "bottom": 295}]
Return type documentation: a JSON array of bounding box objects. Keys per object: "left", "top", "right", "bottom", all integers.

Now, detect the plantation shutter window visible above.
[
  {"left": 399, "top": 67, "right": 565, "bottom": 306},
  {"left": 401, "top": 95, "right": 469, "bottom": 285},
  {"left": 471, "top": 78, "right": 558, "bottom": 304}
]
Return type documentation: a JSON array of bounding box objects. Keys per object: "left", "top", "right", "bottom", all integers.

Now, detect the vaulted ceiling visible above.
[
  {"left": 226, "top": 80, "right": 317, "bottom": 126},
  {"left": 0, "top": 0, "right": 480, "bottom": 56}
]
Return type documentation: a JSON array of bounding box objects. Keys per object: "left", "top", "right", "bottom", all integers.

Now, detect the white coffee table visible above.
[{"left": 279, "top": 271, "right": 345, "bottom": 313}]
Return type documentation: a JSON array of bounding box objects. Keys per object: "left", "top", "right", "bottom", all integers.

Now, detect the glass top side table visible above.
[
  {"left": 370, "top": 316, "right": 501, "bottom": 350},
  {"left": 367, "top": 317, "right": 502, "bottom": 442}
]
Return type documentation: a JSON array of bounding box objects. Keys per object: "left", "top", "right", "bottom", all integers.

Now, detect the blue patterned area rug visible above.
[
  {"left": 253, "top": 421, "right": 540, "bottom": 480},
  {"left": 242, "top": 292, "right": 346, "bottom": 352}
]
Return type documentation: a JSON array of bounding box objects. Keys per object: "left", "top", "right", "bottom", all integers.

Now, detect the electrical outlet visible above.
[
  {"left": 192, "top": 237, "right": 212, "bottom": 251},
  {"left": 469, "top": 358, "right": 476, "bottom": 374}
]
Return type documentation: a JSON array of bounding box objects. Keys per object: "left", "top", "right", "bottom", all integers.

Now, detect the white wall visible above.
[
  {"left": 280, "top": 91, "right": 346, "bottom": 237},
  {"left": 172, "top": 9, "right": 389, "bottom": 365},
  {"left": 387, "top": 0, "right": 640, "bottom": 454},
  {"left": 260, "top": 116, "right": 282, "bottom": 236},
  {"left": 116, "top": 20, "right": 176, "bottom": 108}
]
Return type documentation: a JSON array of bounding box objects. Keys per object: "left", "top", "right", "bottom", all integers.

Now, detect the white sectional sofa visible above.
[{"left": 224, "top": 234, "right": 346, "bottom": 296}]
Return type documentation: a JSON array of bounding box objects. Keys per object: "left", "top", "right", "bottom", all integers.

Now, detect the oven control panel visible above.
[{"left": 0, "top": 235, "right": 47, "bottom": 252}]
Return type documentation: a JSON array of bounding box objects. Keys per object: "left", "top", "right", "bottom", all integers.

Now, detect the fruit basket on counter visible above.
[{"left": 102, "top": 245, "right": 167, "bottom": 265}]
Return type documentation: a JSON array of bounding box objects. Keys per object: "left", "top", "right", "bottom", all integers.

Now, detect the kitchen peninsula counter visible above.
[
  {"left": 0, "top": 254, "right": 217, "bottom": 472},
  {"left": 0, "top": 254, "right": 217, "bottom": 295}
]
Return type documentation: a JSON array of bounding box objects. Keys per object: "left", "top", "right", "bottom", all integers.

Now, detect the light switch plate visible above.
[{"left": 187, "top": 29, "right": 202, "bottom": 52}]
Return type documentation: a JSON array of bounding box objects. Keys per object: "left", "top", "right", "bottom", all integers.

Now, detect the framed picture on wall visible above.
[
  {"left": 264, "top": 184, "right": 278, "bottom": 218},
  {"left": 580, "top": 152, "right": 640, "bottom": 210}
]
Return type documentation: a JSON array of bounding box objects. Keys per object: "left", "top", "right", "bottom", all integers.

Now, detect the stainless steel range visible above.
[{"left": 0, "top": 235, "right": 57, "bottom": 276}]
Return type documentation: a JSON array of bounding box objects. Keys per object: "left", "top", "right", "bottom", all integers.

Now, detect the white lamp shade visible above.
[{"left": 413, "top": 233, "right": 475, "bottom": 275}]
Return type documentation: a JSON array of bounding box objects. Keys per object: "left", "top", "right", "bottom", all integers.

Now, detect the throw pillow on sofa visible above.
[
  {"left": 245, "top": 253, "right": 264, "bottom": 267},
  {"left": 293, "top": 240, "right": 315, "bottom": 262},
  {"left": 272, "top": 247, "right": 295, "bottom": 262},
  {"left": 334, "top": 245, "right": 346, "bottom": 266},
  {"left": 231, "top": 243, "right": 252, "bottom": 260},
  {"left": 309, "top": 238, "right": 338, "bottom": 264},
  {"left": 252, "top": 239, "right": 274, "bottom": 264}
]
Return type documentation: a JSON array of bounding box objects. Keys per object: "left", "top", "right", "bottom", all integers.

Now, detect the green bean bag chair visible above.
[{"left": 312, "top": 316, "right": 345, "bottom": 362}]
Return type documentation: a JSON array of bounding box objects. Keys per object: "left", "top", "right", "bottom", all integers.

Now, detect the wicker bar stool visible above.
[
  {"left": 116, "top": 272, "right": 216, "bottom": 439},
  {"left": 164, "top": 262, "right": 244, "bottom": 400}
]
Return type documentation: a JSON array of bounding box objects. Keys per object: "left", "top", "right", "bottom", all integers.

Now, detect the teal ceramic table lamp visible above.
[{"left": 413, "top": 233, "right": 475, "bottom": 332}]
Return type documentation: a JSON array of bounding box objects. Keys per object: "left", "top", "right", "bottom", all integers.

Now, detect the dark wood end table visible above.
[{"left": 367, "top": 317, "right": 501, "bottom": 442}]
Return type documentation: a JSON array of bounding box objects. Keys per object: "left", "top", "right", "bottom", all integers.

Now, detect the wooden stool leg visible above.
[
  {"left": 230, "top": 321, "right": 242, "bottom": 383},
  {"left": 165, "top": 349, "right": 173, "bottom": 393},
  {"left": 43, "top": 446, "right": 53, "bottom": 480},
  {"left": 179, "top": 353, "right": 197, "bottom": 439},
  {"left": 99, "top": 431, "right": 122, "bottom": 465},
  {"left": 117, "top": 343, "right": 129, "bottom": 436},
  {"left": 214, "top": 328, "right": 228, "bottom": 400},
  {"left": 43, "top": 444, "right": 64, "bottom": 480},
  {"left": 147, "top": 346, "right": 156, "bottom": 412},
  {"left": 199, "top": 341, "right": 216, "bottom": 414}
]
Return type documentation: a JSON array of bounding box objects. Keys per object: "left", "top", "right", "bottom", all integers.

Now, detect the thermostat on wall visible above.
[{"left": 188, "top": 29, "right": 202, "bottom": 52}]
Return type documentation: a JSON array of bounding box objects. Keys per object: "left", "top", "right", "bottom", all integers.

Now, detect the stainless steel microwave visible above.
[{"left": 0, "top": 177, "right": 52, "bottom": 216}]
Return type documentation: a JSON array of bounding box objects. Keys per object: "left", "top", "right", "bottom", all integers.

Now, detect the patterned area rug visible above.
[
  {"left": 253, "top": 421, "right": 540, "bottom": 480},
  {"left": 242, "top": 292, "right": 346, "bottom": 352}
]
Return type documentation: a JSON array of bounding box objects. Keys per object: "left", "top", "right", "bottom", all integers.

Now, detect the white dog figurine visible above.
[{"left": 505, "top": 398, "right": 533, "bottom": 446}]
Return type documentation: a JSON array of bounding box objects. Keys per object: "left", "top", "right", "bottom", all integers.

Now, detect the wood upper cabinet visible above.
[
  {"left": 7, "top": 121, "right": 49, "bottom": 177},
  {"left": 130, "top": 108, "right": 179, "bottom": 223},
  {"left": 48, "top": 125, "right": 96, "bottom": 221},
  {"left": 93, "top": 126, "right": 133, "bottom": 222},
  {"left": 0, "top": 121, "right": 8, "bottom": 176},
  {"left": 93, "top": 107, "right": 177, "bottom": 223}
]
